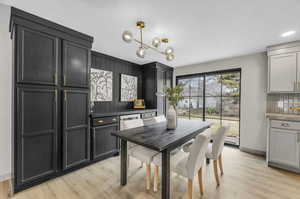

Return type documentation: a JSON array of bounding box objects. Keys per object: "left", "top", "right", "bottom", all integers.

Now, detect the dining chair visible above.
[
  {"left": 121, "top": 119, "right": 160, "bottom": 190},
  {"left": 152, "top": 134, "right": 210, "bottom": 198},
  {"left": 121, "top": 119, "right": 144, "bottom": 151},
  {"left": 205, "top": 126, "right": 228, "bottom": 186},
  {"left": 182, "top": 128, "right": 212, "bottom": 153},
  {"left": 154, "top": 115, "right": 167, "bottom": 123}
]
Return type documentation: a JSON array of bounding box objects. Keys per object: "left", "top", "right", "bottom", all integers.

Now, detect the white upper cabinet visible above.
[{"left": 269, "top": 53, "right": 297, "bottom": 92}]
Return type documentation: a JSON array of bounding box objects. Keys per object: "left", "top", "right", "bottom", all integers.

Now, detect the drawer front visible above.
[
  {"left": 270, "top": 120, "right": 300, "bottom": 130},
  {"left": 92, "top": 116, "right": 119, "bottom": 127},
  {"left": 141, "top": 112, "right": 156, "bottom": 119}
]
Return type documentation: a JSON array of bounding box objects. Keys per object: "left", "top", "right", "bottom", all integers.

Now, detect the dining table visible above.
[{"left": 111, "top": 119, "right": 211, "bottom": 199}]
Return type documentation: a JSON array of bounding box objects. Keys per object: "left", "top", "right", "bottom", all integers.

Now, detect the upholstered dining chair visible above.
[
  {"left": 182, "top": 128, "right": 212, "bottom": 153},
  {"left": 121, "top": 119, "right": 160, "bottom": 190},
  {"left": 152, "top": 134, "right": 210, "bottom": 198},
  {"left": 205, "top": 126, "right": 228, "bottom": 186},
  {"left": 154, "top": 115, "right": 167, "bottom": 123}
]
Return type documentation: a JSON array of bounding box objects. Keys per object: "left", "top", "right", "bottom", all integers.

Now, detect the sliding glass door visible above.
[{"left": 177, "top": 69, "right": 241, "bottom": 146}]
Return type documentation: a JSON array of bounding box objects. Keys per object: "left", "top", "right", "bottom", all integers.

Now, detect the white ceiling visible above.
[{"left": 2, "top": 0, "right": 300, "bottom": 67}]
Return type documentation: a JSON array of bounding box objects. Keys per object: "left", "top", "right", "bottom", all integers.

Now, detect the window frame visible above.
[{"left": 176, "top": 68, "right": 241, "bottom": 146}]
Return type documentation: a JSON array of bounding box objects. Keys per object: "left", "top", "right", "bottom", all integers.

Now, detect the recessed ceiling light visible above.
[{"left": 281, "top": 31, "right": 296, "bottom": 37}]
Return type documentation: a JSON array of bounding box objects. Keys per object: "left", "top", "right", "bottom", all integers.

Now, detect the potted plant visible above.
[{"left": 164, "top": 84, "right": 184, "bottom": 129}]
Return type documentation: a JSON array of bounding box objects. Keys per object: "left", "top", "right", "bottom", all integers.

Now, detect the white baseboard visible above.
[
  {"left": 240, "top": 147, "right": 266, "bottom": 156},
  {"left": 0, "top": 172, "right": 11, "bottom": 182}
]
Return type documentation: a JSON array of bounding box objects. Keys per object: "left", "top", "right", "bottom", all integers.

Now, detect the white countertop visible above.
[{"left": 266, "top": 113, "right": 300, "bottom": 121}]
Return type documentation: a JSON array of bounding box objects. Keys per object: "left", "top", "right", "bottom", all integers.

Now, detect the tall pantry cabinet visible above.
[{"left": 10, "top": 8, "right": 93, "bottom": 192}]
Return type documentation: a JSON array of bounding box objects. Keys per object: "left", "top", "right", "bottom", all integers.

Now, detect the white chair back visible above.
[
  {"left": 211, "top": 126, "right": 229, "bottom": 159},
  {"left": 122, "top": 119, "right": 144, "bottom": 130},
  {"left": 154, "top": 115, "right": 167, "bottom": 123},
  {"left": 186, "top": 133, "right": 210, "bottom": 179}
]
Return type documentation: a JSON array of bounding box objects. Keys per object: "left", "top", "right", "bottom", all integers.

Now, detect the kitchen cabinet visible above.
[
  {"left": 268, "top": 120, "right": 300, "bottom": 171},
  {"left": 269, "top": 128, "right": 300, "bottom": 168},
  {"left": 91, "top": 117, "right": 119, "bottom": 161},
  {"left": 62, "top": 89, "right": 90, "bottom": 169},
  {"left": 269, "top": 53, "right": 297, "bottom": 92},
  {"left": 11, "top": 7, "right": 93, "bottom": 192},
  {"left": 63, "top": 41, "right": 90, "bottom": 88},
  {"left": 16, "top": 86, "right": 58, "bottom": 185},
  {"left": 142, "top": 62, "right": 173, "bottom": 116},
  {"left": 16, "top": 26, "right": 59, "bottom": 85},
  {"left": 267, "top": 41, "right": 300, "bottom": 93}
]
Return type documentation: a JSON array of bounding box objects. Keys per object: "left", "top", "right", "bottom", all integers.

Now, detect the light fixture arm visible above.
[
  {"left": 122, "top": 21, "right": 174, "bottom": 61},
  {"left": 133, "top": 39, "right": 166, "bottom": 55},
  {"left": 139, "top": 27, "right": 143, "bottom": 48}
]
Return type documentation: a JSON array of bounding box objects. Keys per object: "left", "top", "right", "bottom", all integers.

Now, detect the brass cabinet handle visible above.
[
  {"left": 112, "top": 118, "right": 117, "bottom": 121},
  {"left": 97, "top": 120, "right": 103, "bottom": 123},
  {"left": 281, "top": 123, "right": 289, "bottom": 127},
  {"left": 64, "top": 90, "right": 68, "bottom": 101}
]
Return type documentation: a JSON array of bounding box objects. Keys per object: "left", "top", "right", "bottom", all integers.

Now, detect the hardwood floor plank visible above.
[{"left": 7, "top": 147, "right": 300, "bottom": 199}]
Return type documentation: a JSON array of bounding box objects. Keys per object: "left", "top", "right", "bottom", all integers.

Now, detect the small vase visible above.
[{"left": 167, "top": 105, "right": 177, "bottom": 130}]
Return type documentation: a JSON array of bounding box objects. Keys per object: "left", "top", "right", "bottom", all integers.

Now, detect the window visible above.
[{"left": 176, "top": 69, "right": 241, "bottom": 146}]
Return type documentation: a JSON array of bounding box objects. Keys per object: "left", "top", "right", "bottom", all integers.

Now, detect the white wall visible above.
[
  {"left": 175, "top": 52, "right": 268, "bottom": 153},
  {"left": 0, "top": 3, "right": 12, "bottom": 181}
]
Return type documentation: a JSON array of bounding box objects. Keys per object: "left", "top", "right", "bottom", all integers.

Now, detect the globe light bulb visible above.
[
  {"left": 165, "top": 47, "right": 174, "bottom": 55},
  {"left": 166, "top": 54, "right": 174, "bottom": 61},
  {"left": 152, "top": 37, "right": 161, "bottom": 48},
  {"left": 122, "top": 31, "right": 133, "bottom": 43},
  {"left": 136, "top": 47, "right": 146, "bottom": 58}
]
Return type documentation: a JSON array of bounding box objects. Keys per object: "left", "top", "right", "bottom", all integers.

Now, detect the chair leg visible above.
[
  {"left": 197, "top": 168, "right": 204, "bottom": 196},
  {"left": 188, "top": 179, "right": 193, "bottom": 199},
  {"left": 146, "top": 164, "right": 151, "bottom": 190},
  {"left": 213, "top": 160, "right": 220, "bottom": 186},
  {"left": 218, "top": 154, "right": 224, "bottom": 175},
  {"left": 0, "top": 180, "right": 10, "bottom": 199},
  {"left": 154, "top": 165, "right": 159, "bottom": 192}
]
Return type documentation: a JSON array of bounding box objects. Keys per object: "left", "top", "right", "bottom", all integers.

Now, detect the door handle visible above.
[{"left": 297, "top": 132, "right": 300, "bottom": 143}]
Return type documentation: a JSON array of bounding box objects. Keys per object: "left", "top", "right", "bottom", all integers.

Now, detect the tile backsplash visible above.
[{"left": 267, "top": 93, "right": 300, "bottom": 114}]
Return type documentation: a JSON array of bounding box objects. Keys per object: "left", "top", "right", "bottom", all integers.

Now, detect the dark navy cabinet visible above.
[
  {"left": 62, "top": 89, "right": 90, "bottom": 169},
  {"left": 16, "top": 86, "right": 58, "bottom": 185},
  {"left": 91, "top": 116, "right": 119, "bottom": 161},
  {"left": 142, "top": 62, "right": 173, "bottom": 116},
  {"left": 63, "top": 41, "right": 90, "bottom": 88},
  {"left": 11, "top": 7, "right": 93, "bottom": 192}
]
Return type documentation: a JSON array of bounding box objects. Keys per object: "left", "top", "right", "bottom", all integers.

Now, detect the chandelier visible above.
[{"left": 122, "top": 21, "right": 175, "bottom": 61}]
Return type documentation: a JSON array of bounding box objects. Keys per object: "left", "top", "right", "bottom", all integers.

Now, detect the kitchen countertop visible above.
[
  {"left": 91, "top": 109, "right": 157, "bottom": 118},
  {"left": 266, "top": 113, "right": 300, "bottom": 122}
]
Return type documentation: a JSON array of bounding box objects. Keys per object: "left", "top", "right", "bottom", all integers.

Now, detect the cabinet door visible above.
[
  {"left": 63, "top": 41, "right": 90, "bottom": 88},
  {"left": 92, "top": 124, "right": 119, "bottom": 160},
  {"left": 63, "top": 89, "right": 90, "bottom": 169},
  {"left": 269, "top": 53, "right": 297, "bottom": 92},
  {"left": 269, "top": 128, "right": 300, "bottom": 168},
  {"left": 16, "top": 87, "right": 57, "bottom": 185},
  {"left": 157, "top": 69, "right": 165, "bottom": 115},
  {"left": 17, "top": 27, "right": 59, "bottom": 85}
]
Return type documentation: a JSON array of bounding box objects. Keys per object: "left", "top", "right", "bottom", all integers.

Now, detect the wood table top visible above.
[{"left": 112, "top": 119, "right": 210, "bottom": 151}]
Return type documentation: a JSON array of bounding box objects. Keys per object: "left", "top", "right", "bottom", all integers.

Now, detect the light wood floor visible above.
[{"left": 5, "top": 147, "right": 300, "bottom": 199}]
